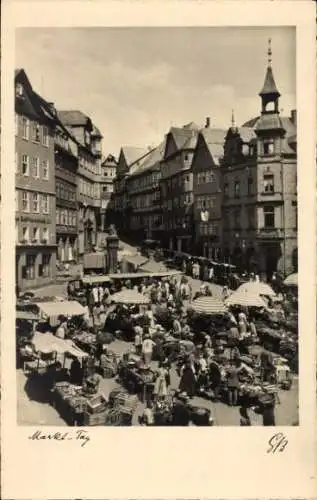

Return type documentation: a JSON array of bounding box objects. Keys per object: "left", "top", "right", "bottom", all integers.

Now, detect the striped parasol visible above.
[
  {"left": 226, "top": 290, "right": 267, "bottom": 308},
  {"left": 110, "top": 289, "right": 150, "bottom": 305},
  {"left": 237, "top": 281, "right": 276, "bottom": 297},
  {"left": 189, "top": 296, "right": 227, "bottom": 315},
  {"left": 283, "top": 273, "right": 298, "bottom": 286}
]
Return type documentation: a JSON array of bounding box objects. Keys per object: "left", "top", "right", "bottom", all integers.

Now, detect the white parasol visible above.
[
  {"left": 237, "top": 282, "right": 276, "bottom": 297},
  {"left": 189, "top": 296, "right": 227, "bottom": 315}
]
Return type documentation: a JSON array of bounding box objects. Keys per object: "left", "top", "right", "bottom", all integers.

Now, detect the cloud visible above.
[{"left": 15, "top": 27, "right": 295, "bottom": 155}]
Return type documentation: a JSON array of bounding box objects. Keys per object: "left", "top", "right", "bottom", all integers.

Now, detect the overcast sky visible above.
[{"left": 16, "top": 27, "right": 295, "bottom": 157}]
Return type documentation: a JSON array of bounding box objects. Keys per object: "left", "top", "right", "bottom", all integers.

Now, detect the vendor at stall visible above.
[
  {"left": 142, "top": 334, "right": 156, "bottom": 365},
  {"left": 69, "top": 357, "right": 84, "bottom": 386}
]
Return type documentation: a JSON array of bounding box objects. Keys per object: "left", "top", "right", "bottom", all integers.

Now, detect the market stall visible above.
[
  {"left": 225, "top": 290, "right": 267, "bottom": 309},
  {"left": 110, "top": 289, "right": 150, "bottom": 305},
  {"left": 189, "top": 296, "right": 227, "bottom": 315},
  {"left": 237, "top": 282, "right": 276, "bottom": 298},
  {"left": 36, "top": 300, "right": 86, "bottom": 326}
]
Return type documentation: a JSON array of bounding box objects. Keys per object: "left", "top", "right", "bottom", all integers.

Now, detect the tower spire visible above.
[
  {"left": 231, "top": 109, "right": 235, "bottom": 128},
  {"left": 267, "top": 37, "right": 272, "bottom": 67}
]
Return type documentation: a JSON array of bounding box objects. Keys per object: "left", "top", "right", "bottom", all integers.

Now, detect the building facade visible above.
[
  {"left": 15, "top": 69, "right": 57, "bottom": 290},
  {"left": 100, "top": 154, "right": 117, "bottom": 231},
  {"left": 57, "top": 111, "right": 103, "bottom": 254},
  {"left": 54, "top": 121, "right": 79, "bottom": 263},
  {"left": 192, "top": 126, "right": 226, "bottom": 259},
  {"left": 160, "top": 123, "right": 200, "bottom": 253},
  {"left": 113, "top": 147, "right": 149, "bottom": 237},
  {"left": 221, "top": 53, "right": 297, "bottom": 278},
  {"left": 126, "top": 141, "right": 166, "bottom": 243}
]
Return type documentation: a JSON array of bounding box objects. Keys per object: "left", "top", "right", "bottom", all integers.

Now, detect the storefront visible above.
[{"left": 16, "top": 245, "right": 57, "bottom": 291}]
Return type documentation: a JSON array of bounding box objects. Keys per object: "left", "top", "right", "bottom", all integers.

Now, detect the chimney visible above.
[
  {"left": 290, "top": 109, "right": 297, "bottom": 126},
  {"left": 205, "top": 117, "right": 210, "bottom": 128}
]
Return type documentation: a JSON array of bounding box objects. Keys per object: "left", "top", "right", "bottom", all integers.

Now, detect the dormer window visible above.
[
  {"left": 16, "top": 83, "right": 24, "bottom": 98},
  {"left": 85, "top": 131, "right": 91, "bottom": 146},
  {"left": 263, "top": 139, "right": 274, "bottom": 155}
]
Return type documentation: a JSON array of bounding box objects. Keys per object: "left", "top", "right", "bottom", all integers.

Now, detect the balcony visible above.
[{"left": 256, "top": 228, "right": 284, "bottom": 240}]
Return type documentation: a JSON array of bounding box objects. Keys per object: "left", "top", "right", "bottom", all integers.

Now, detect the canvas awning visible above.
[
  {"left": 189, "top": 296, "right": 227, "bottom": 315},
  {"left": 32, "top": 332, "right": 88, "bottom": 358},
  {"left": 110, "top": 289, "right": 150, "bottom": 305},
  {"left": 237, "top": 282, "right": 276, "bottom": 297},
  {"left": 283, "top": 273, "right": 298, "bottom": 286},
  {"left": 16, "top": 310, "right": 39, "bottom": 321},
  {"left": 36, "top": 300, "right": 85, "bottom": 326},
  {"left": 138, "top": 261, "right": 169, "bottom": 274},
  {"left": 82, "top": 275, "right": 111, "bottom": 285},
  {"left": 123, "top": 255, "right": 148, "bottom": 267},
  {"left": 226, "top": 290, "right": 267, "bottom": 308}
]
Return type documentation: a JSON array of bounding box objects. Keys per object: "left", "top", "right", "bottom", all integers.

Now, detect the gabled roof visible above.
[
  {"left": 237, "top": 127, "right": 256, "bottom": 143},
  {"left": 168, "top": 127, "right": 198, "bottom": 151},
  {"left": 102, "top": 154, "right": 117, "bottom": 167},
  {"left": 15, "top": 68, "right": 55, "bottom": 124},
  {"left": 57, "top": 110, "right": 90, "bottom": 126},
  {"left": 200, "top": 128, "right": 227, "bottom": 165},
  {"left": 259, "top": 66, "right": 280, "bottom": 97},
  {"left": 130, "top": 138, "right": 167, "bottom": 177},
  {"left": 121, "top": 146, "right": 150, "bottom": 167}
]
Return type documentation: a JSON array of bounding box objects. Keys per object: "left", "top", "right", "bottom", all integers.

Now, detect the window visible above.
[
  {"left": 42, "top": 126, "right": 49, "bottom": 147},
  {"left": 56, "top": 209, "right": 60, "bottom": 225},
  {"left": 22, "top": 155, "right": 29, "bottom": 176},
  {"left": 16, "top": 83, "right": 24, "bottom": 97},
  {"left": 15, "top": 152, "right": 18, "bottom": 173},
  {"left": 32, "top": 193, "right": 40, "bottom": 213},
  {"left": 15, "top": 191, "right": 19, "bottom": 211},
  {"left": 247, "top": 207, "right": 254, "bottom": 228},
  {"left": 15, "top": 114, "right": 19, "bottom": 136},
  {"left": 72, "top": 212, "right": 77, "bottom": 227},
  {"left": 85, "top": 131, "right": 90, "bottom": 145},
  {"left": 32, "top": 227, "right": 40, "bottom": 242},
  {"left": 22, "top": 117, "right": 29, "bottom": 140},
  {"left": 247, "top": 176, "right": 253, "bottom": 195},
  {"left": 206, "top": 171, "right": 215, "bottom": 183},
  {"left": 22, "top": 226, "right": 29, "bottom": 243},
  {"left": 263, "top": 206, "right": 275, "bottom": 228},
  {"left": 234, "top": 209, "right": 240, "bottom": 228},
  {"left": 31, "top": 157, "right": 39, "bottom": 178},
  {"left": 263, "top": 174, "right": 274, "bottom": 193},
  {"left": 234, "top": 180, "right": 240, "bottom": 198},
  {"left": 263, "top": 139, "right": 274, "bottom": 155},
  {"left": 42, "top": 194, "right": 49, "bottom": 214},
  {"left": 22, "top": 191, "right": 29, "bottom": 212},
  {"left": 42, "top": 228, "right": 49, "bottom": 243},
  {"left": 39, "top": 254, "right": 51, "bottom": 278},
  {"left": 224, "top": 182, "right": 229, "bottom": 197},
  {"left": 32, "top": 123, "right": 41, "bottom": 143},
  {"left": 185, "top": 175, "right": 190, "bottom": 183}
]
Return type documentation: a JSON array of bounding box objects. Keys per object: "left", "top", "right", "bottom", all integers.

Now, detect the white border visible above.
[{"left": 1, "top": 2, "right": 316, "bottom": 499}]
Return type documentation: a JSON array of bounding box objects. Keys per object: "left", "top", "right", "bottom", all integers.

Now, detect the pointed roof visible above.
[
  {"left": 200, "top": 128, "right": 227, "bottom": 165},
  {"left": 121, "top": 146, "right": 150, "bottom": 167},
  {"left": 57, "top": 110, "right": 92, "bottom": 128},
  {"left": 259, "top": 66, "right": 280, "bottom": 97}
]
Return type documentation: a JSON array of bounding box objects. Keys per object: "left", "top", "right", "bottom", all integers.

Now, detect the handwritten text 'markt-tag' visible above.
[{"left": 28, "top": 429, "right": 90, "bottom": 447}]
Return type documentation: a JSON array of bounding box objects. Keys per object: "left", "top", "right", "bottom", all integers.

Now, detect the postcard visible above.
[{"left": 1, "top": 1, "right": 316, "bottom": 499}]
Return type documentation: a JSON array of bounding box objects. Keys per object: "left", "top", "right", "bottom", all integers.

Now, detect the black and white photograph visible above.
[{"left": 14, "top": 26, "right": 299, "bottom": 427}]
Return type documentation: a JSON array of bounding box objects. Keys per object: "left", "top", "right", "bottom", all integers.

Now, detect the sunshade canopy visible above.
[
  {"left": 138, "top": 261, "right": 169, "bottom": 273},
  {"left": 32, "top": 332, "right": 88, "bottom": 358},
  {"left": 82, "top": 275, "right": 111, "bottom": 285},
  {"left": 190, "top": 296, "right": 227, "bottom": 315},
  {"left": 36, "top": 300, "right": 85, "bottom": 326},
  {"left": 110, "top": 289, "right": 150, "bottom": 305},
  {"left": 283, "top": 273, "right": 298, "bottom": 286},
  {"left": 16, "top": 310, "right": 39, "bottom": 321},
  {"left": 237, "top": 282, "right": 276, "bottom": 297},
  {"left": 108, "top": 271, "right": 183, "bottom": 280},
  {"left": 226, "top": 290, "right": 267, "bottom": 308}
]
